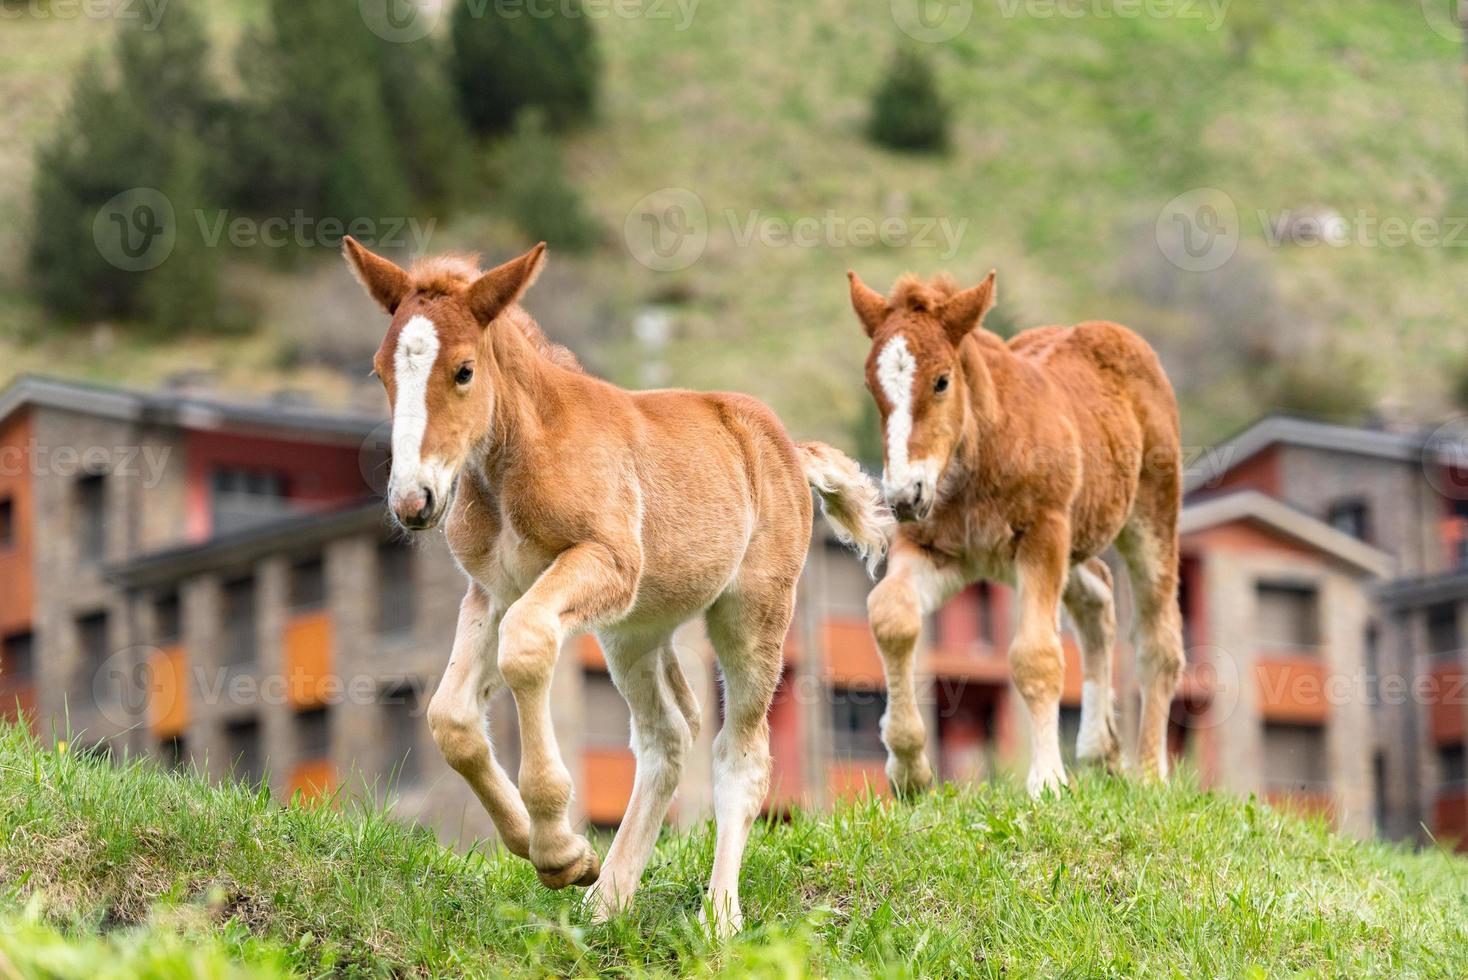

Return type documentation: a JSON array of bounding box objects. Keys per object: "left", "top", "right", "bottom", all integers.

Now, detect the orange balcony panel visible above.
[
  {"left": 284, "top": 611, "right": 334, "bottom": 711},
  {"left": 577, "top": 633, "right": 607, "bottom": 670},
  {"left": 826, "top": 758, "right": 889, "bottom": 802},
  {"left": 1265, "top": 790, "right": 1336, "bottom": 827},
  {"left": 925, "top": 644, "right": 1010, "bottom": 684},
  {"left": 1441, "top": 516, "right": 1468, "bottom": 572},
  {"left": 1433, "top": 791, "right": 1468, "bottom": 850},
  {"left": 1255, "top": 656, "right": 1329, "bottom": 725},
  {"left": 823, "top": 617, "right": 884, "bottom": 687},
  {"left": 1428, "top": 665, "right": 1468, "bottom": 746},
  {"left": 148, "top": 645, "right": 189, "bottom": 737},
  {"left": 583, "top": 746, "right": 636, "bottom": 826},
  {"left": 0, "top": 681, "right": 36, "bottom": 730},
  {"left": 287, "top": 758, "right": 337, "bottom": 804}
]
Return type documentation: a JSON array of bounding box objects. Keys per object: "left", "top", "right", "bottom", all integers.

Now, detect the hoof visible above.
[
  {"left": 1026, "top": 765, "right": 1068, "bottom": 799},
  {"left": 535, "top": 841, "right": 601, "bottom": 890},
  {"left": 887, "top": 755, "right": 933, "bottom": 800}
]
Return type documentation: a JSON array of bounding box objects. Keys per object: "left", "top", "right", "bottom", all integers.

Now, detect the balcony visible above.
[
  {"left": 1428, "top": 664, "right": 1467, "bottom": 746},
  {"left": 287, "top": 758, "right": 337, "bottom": 804},
  {"left": 582, "top": 746, "right": 636, "bottom": 826},
  {"left": 147, "top": 645, "right": 189, "bottom": 737},
  {"left": 283, "top": 610, "right": 334, "bottom": 711},
  {"left": 1442, "top": 516, "right": 1468, "bottom": 572},
  {"left": 1255, "top": 655, "right": 1330, "bottom": 725},
  {"left": 1433, "top": 787, "right": 1468, "bottom": 851}
]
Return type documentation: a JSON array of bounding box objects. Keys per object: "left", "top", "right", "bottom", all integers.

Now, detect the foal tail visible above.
[{"left": 795, "top": 441, "right": 894, "bottom": 577}]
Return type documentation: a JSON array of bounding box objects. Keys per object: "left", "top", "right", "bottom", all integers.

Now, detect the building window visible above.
[
  {"left": 154, "top": 593, "right": 181, "bottom": 647},
  {"left": 0, "top": 496, "right": 13, "bottom": 550},
  {"left": 381, "top": 683, "right": 424, "bottom": 786},
  {"left": 223, "top": 717, "right": 263, "bottom": 785},
  {"left": 1364, "top": 623, "right": 1379, "bottom": 709},
  {"left": 290, "top": 556, "right": 327, "bottom": 612},
  {"left": 582, "top": 672, "right": 631, "bottom": 748},
  {"left": 1439, "top": 744, "right": 1466, "bottom": 793},
  {"left": 1, "top": 632, "right": 34, "bottom": 684},
  {"left": 375, "top": 540, "right": 415, "bottom": 637},
  {"left": 210, "top": 467, "right": 289, "bottom": 535},
  {"left": 76, "top": 611, "right": 113, "bottom": 704},
  {"left": 76, "top": 473, "right": 107, "bottom": 562},
  {"left": 1255, "top": 583, "right": 1321, "bottom": 654},
  {"left": 1261, "top": 722, "right": 1328, "bottom": 794},
  {"left": 1427, "top": 603, "right": 1460, "bottom": 661},
  {"left": 1326, "top": 498, "right": 1371, "bottom": 543},
  {"left": 830, "top": 686, "right": 887, "bottom": 758},
  {"left": 1373, "top": 752, "right": 1387, "bottom": 832},
  {"left": 221, "top": 576, "right": 257, "bottom": 669},
  {"left": 296, "top": 706, "right": 331, "bottom": 762},
  {"left": 1058, "top": 705, "right": 1082, "bottom": 766}
]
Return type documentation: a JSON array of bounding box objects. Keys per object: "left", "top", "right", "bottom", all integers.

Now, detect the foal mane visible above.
[
  {"left": 887, "top": 273, "right": 960, "bottom": 314},
  {"left": 407, "top": 252, "right": 584, "bottom": 373}
]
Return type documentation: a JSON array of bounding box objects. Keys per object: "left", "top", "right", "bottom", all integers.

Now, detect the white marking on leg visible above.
[
  {"left": 1076, "top": 679, "right": 1109, "bottom": 760},
  {"left": 389, "top": 315, "right": 440, "bottom": 495},
  {"left": 1028, "top": 699, "right": 1066, "bottom": 796}
]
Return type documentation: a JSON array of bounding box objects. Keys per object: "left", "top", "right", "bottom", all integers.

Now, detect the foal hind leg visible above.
[
  {"left": 702, "top": 588, "right": 790, "bottom": 937},
  {"left": 1011, "top": 515, "right": 1072, "bottom": 797},
  {"left": 1063, "top": 558, "right": 1120, "bottom": 771},
  {"left": 586, "top": 629, "right": 693, "bottom": 922},
  {"left": 866, "top": 536, "right": 965, "bottom": 797},
  {"left": 1117, "top": 517, "right": 1185, "bottom": 781}
]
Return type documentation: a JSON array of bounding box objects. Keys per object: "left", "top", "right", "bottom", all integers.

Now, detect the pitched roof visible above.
[
  {"left": 1184, "top": 414, "right": 1455, "bottom": 494},
  {"left": 0, "top": 375, "right": 382, "bottom": 444},
  {"left": 1179, "top": 490, "right": 1392, "bottom": 578}
]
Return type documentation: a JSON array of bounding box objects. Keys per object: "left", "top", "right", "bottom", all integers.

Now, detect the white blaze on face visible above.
[
  {"left": 389, "top": 315, "right": 441, "bottom": 499},
  {"left": 876, "top": 334, "right": 918, "bottom": 489}
]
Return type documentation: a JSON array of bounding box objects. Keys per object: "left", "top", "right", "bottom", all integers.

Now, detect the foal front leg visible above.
[
  {"left": 499, "top": 542, "right": 638, "bottom": 889},
  {"left": 1011, "top": 516, "right": 1071, "bottom": 797},
  {"left": 426, "top": 586, "right": 532, "bottom": 857}
]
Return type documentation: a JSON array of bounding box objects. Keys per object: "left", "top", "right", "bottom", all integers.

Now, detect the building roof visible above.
[
  {"left": 1184, "top": 414, "right": 1456, "bottom": 494},
  {"left": 110, "top": 500, "right": 388, "bottom": 589},
  {"left": 0, "top": 375, "right": 383, "bottom": 444},
  {"left": 1179, "top": 490, "right": 1393, "bottom": 578}
]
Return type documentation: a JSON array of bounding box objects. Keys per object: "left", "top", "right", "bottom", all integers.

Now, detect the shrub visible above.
[
  {"left": 867, "top": 46, "right": 949, "bottom": 153},
  {"left": 451, "top": 0, "right": 599, "bottom": 136},
  {"left": 497, "top": 111, "right": 600, "bottom": 253}
]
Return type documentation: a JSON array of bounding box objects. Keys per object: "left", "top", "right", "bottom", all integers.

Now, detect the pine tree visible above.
[{"left": 867, "top": 46, "right": 950, "bottom": 154}]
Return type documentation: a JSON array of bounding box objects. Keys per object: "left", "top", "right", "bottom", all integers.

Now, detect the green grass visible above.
[
  {"left": 2, "top": 723, "right": 1466, "bottom": 977},
  {"left": 2, "top": 3, "right": 1465, "bottom": 443}
]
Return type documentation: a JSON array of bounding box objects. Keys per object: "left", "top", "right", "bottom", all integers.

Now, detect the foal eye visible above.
[
  {"left": 933, "top": 374, "right": 950, "bottom": 394},
  {"left": 454, "top": 364, "right": 474, "bottom": 386}
]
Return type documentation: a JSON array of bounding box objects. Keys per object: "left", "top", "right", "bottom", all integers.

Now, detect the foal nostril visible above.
[{"left": 419, "top": 486, "right": 435, "bottom": 517}]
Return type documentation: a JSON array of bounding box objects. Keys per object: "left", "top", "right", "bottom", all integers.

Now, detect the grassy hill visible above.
[
  {"left": 1, "top": 3, "right": 1465, "bottom": 444},
  {"left": 2, "top": 723, "right": 1466, "bottom": 978}
]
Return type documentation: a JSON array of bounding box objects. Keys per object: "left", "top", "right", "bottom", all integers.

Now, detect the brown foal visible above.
[
  {"left": 344, "top": 238, "right": 892, "bottom": 935},
  {"left": 848, "top": 268, "right": 1185, "bottom": 796}
]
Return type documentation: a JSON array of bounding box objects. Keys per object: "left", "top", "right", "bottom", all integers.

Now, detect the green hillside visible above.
[
  {"left": 2, "top": 722, "right": 1466, "bottom": 977},
  {"left": 2, "top": 2, "right": 1465, "bottom": 444}
]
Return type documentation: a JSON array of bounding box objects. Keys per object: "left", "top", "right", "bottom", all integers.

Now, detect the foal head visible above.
[
  {"left": 847, "top": 269, "right": 998, "bottom": 522},
  {"left": 343, "top": 237, "right": 547, "bottom": 530}
]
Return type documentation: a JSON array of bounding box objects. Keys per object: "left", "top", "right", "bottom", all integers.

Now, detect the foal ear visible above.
[
  {"left": 467, "top": 242, "right": 548, "bottom": 326},
  {"left": 938, "top": 270, "right": 997, "bottom": 345},
  {"left": 342, "top": 236, "right": 411, "bottom": 314},
  {"left": 847, "top": 270, "right": 889, "bottom": 338}
]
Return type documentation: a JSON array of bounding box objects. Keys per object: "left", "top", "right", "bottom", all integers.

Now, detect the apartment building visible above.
[{"left": 0, "top": 378, "right": 1441, "bottom": 848}]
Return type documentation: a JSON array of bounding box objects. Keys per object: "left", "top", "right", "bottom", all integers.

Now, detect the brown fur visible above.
[
  {"left": 848, "top": 268, "right": 1185, "bottom": 795},
  {"left": 343, "top": 237, "right": 891, "bottom": 934}
]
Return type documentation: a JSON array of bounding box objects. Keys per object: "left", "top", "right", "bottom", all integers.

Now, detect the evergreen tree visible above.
[
  {"left": 498, "top": 111, "right": 599, "bottom": 253},
  {"left": 867, "top": 46, "right": 950, "bottom": 154},
  {"left": 451, "top": 0, "right": 599, "bottom": 136}
]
